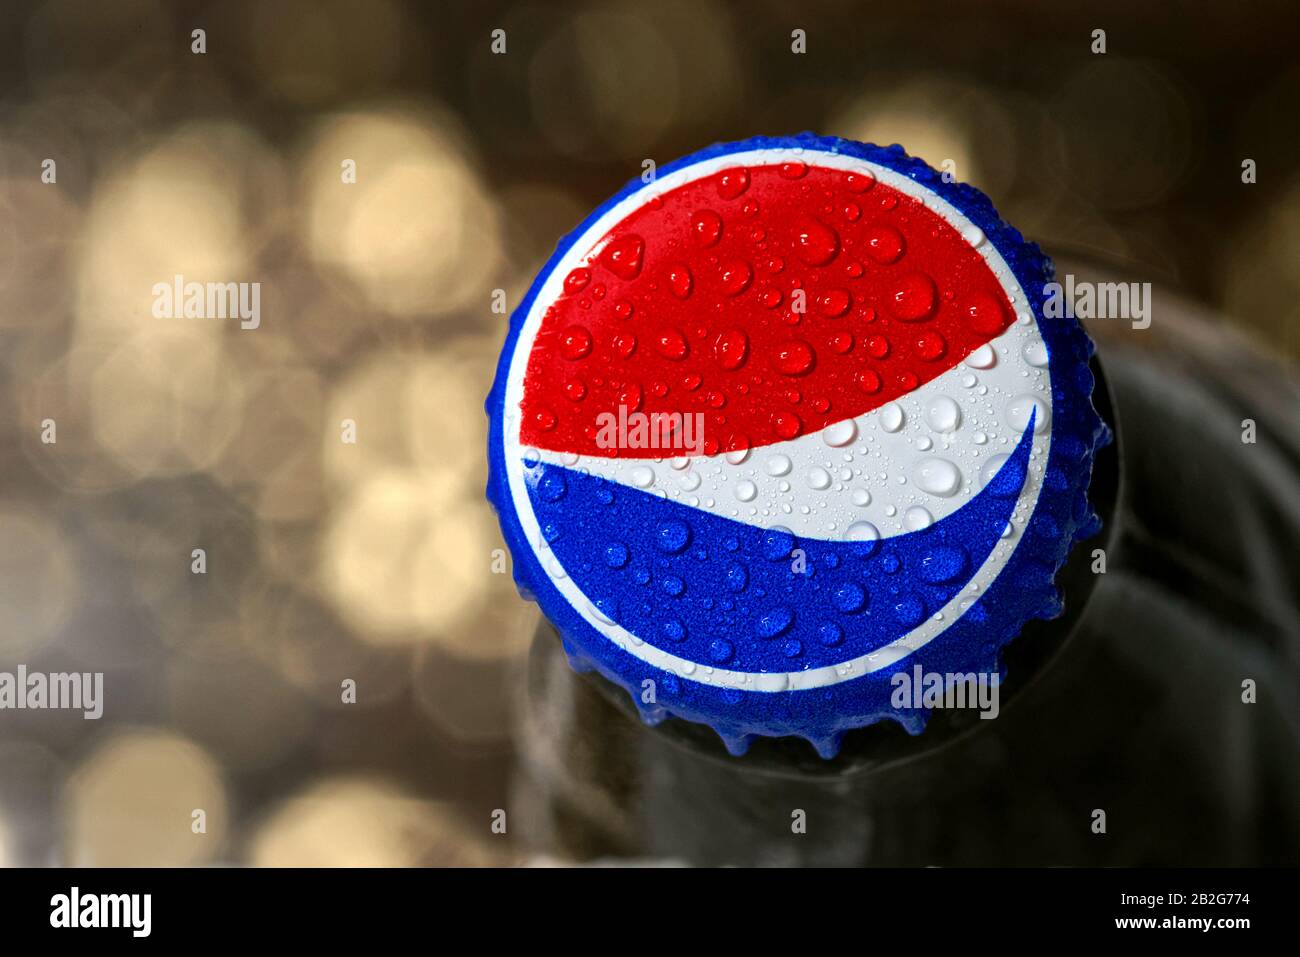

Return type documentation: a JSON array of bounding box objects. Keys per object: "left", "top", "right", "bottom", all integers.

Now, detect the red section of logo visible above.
[{"left": 520, "top": 162, "right": 1013, "bottom": 457}]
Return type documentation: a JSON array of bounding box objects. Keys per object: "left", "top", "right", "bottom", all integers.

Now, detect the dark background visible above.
[{"left": 0, "top": 0, "right": 1296, "bottom": 865}]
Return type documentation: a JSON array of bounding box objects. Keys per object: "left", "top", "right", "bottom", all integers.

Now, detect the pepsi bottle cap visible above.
[{"left": 487, "top": 134, "right": 1107, "bottom": 758}]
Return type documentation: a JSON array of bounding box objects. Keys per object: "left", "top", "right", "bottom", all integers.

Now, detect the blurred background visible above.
[{"left": 0, "top": 0, "right": 1296, "bottom": 866}]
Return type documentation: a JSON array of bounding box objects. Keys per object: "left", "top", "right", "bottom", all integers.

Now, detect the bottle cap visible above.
[{"left": 487, "top": 134, "right": 1107, "bottom": 758}]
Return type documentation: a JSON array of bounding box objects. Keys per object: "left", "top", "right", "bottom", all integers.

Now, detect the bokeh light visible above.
[
  {"left": 300, "top": 107, "right": 503, "bottom": 319},
  {"left": 249, "top": 777, "right": 502, "bottom": 867},
  {"left": 63, "top": 731, "right": 227, "bottom": 866}
]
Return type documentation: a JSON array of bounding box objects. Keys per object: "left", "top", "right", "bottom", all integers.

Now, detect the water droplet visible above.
[
  {"left": 667, "top": 263, "right": 693, "bottom": 299},
  {"left": 716, "top": 167, "right": 750, "bottom": 199},
  {"left": 965, "top": 343, "right": 996, "bottom": 368},
  {"left": 904, "top": 505, "right": 934, "bottom": 530},
  {"left": 893, "top": 595, "right": 926, "bottom": 627},
  {"left": 613, "top": 332, "right": 637, "bottom": 359},
  {"left": 890, "top": 273, "right": 937, "bottom": 321},
  {"left": 833, "top": 582, "right": 868, "bottom": 613},
  {"left": 761, "top": 527, "right": 796, "bottom": 560},
  {"left": 599, "top": 233, "right": 644, "bottom": 280},
  {"left": 980, "top": 453, "right": 1010, "bottom": 489},
  {"left": 925, "top": 396, "right": 962, "bottom": 433},
  {"left": 532, "top": 406, "right": 557, "bottom": 431},
  {"left": 846, "top": 521, "right": 880, "bottom": 543},
  {"left": 879, "top": 402, "right": 905, "bottom": 432},
  {"left": 656, "top": 328, "right": 689, "bottom": 360},
  {"left": 845, "top": 170, "right": 876, "bottom": 192},
  {"left": 774, "top": 339, "right": 815, "bottom": 376},
  {"left": 919, "top": 545, "right": 967, "bottom": 583},
  {"left": 1022, "top": 339, "right": 1049, "bottom": 367},
  {"left": 720, "top": 259, "right": 753, "bottom": 296},
  {"left": 690, "top": 209, "right": 723, "bottom": 247},
  {"left": 915, "top": 331, "right": 947, "bottom": 361},
  {"left": 851, "top": 488, "right": 871, "bottom": 507},
  {"left": 779, "top": 161, "right": 808, "bottom": 179},
  {"left": 823, "top": 418, "right": 857, "bottom": 447},
  {"left": 965, "top": 292, "right": 1009, "bottom": 335},
  {"left": 619, "top": 382, "right": 643, "bottom": 411},
  {"left": 656, "top": 521, "right": 691, "bottom": 555},
  {"left": 914, "top": 457, "right": 962, "bottom": 496},
  {"left": 604, "top": 543, "right": 630, "bottom": 568},
  {"left": 961, "top": 224, "right": 986, "bottom": 248},
  {"left": 864, "top": 224, "right": 905, "bottom": 264},
  {"left": 564, "top": 267, "right": 592, "bottom": 293},
  {"left": 725, "top": 440, "right": 751, "bottom": 465},
  {"left": 818, "top": 289, "right": 851, "bottom": 317},
  {"left": 793, "top": 215, "right": 840, "bottom": 266},
  {"left": 766, "top": 453, "right": 792, "bottom": 476},
  {"left": 538, "top": 470, "right": 567, "bottom": 502},
  {"left": 735, "top": 479, "right": 758, "bottom": 502},
  {"left": 560, "top": 325, "right": 593, "bottom": 360},
  {"left": 1006, "top": 394, "right": 1050, "bottom": 434},
  {"left": 807, "top": 466, "right": 831, "bottom": 490},
  {"left": 629, "top": 465, "right": 655, "bottom": 488},
  {"left": 772, "top": 412, "right": 803, "bottom": 439},
  {"left": 856, "top": 369, "right": 882, "bottom": 394},
  {"left": 756, "top": 607, "right": 794, "bottom": 639},
  {"left": 707, "top": 326, "right": 749, "bottom": 372},
  {"left": 708, "top": 639, "right": 734, "bottom": 663}
]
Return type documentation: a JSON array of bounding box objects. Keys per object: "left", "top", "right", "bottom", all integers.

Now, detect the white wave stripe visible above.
[
  {"left": 522, "top": 321, "right": 1051, "bottom": 541},
  {"left": 502, "top": 145, "right": 1054, "bottom": 689}
]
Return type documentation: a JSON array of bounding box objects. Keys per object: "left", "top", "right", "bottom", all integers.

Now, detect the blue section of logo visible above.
[
  {"left": 524, "top": 417, "right": 1034, "bottom": 675},
  {"left": 485, "top": 133, "right": 1109, "bottom": 757}
]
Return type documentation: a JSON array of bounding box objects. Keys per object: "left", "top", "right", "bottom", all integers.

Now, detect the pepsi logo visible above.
[{"left": 487, "top": 135, "right": 1104, "bottom": 756}]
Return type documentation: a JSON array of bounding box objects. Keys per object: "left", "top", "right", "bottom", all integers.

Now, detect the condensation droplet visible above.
[
  {"left": 1022, "top": 339, "right": 1049, "bottom": 368},
  {"left": 904, "top": 505, "right": 935, "bottom": 530},
  {"left": 914, "top": 457, "right": 962, "bottom": 496},
  {"left": 765, "top": 454, "right": 792, "bottom": 476},
  {"left": 1007, "top": 394, "right": 1051, "bottom": 434},
  {"left": 924, "top": 396, "right": 962, "bottom": 433},
  {"left": 823, "top": 419, "right": 857, "bottom": 447},
  {"left": 846, "top": 521, "right": 880, "bottom": 542},
  {"left": 965, "top": 343, "right": 996, "bottom": 369}
]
